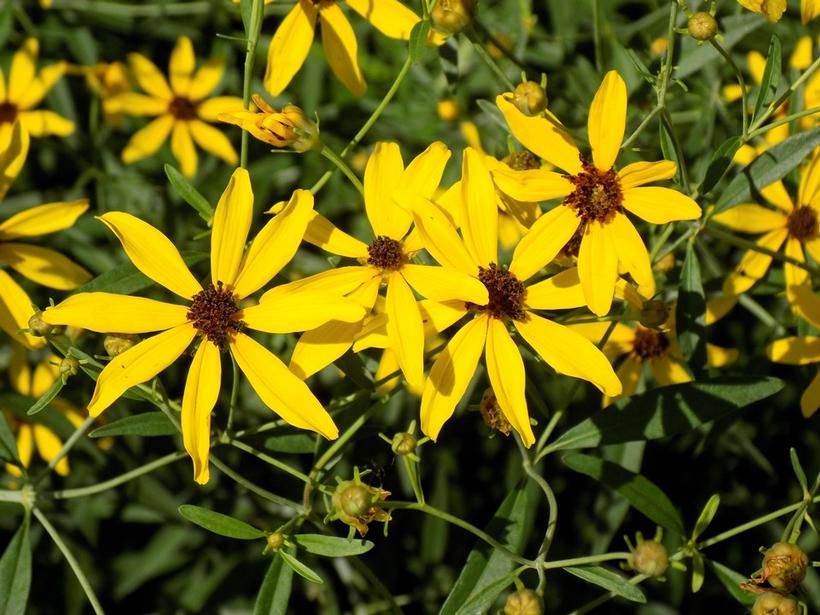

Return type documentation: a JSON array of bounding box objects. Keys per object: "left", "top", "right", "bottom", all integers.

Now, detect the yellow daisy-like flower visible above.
[
  {"left": 74, "top": 61, "right": 132, "bottom": 125},
  {"left": 736, "top": 0, "right": 787, "bottom": 22},
  {"left": 0, "top": 38, "right": 74, "bottom": 148},
  {"left": 404, "top": 148, "right": 621, "bottom": 446},
  {"left": 803, "top": 0, "right": 820, "bottom": 22},
  {"left": 495, "top": 70, "right": 701, "bottom": 317},
  {"left": 264, "top": 0, "right": 421, "bottom": 96},
  {"left": 713, "top": 150, "right": 820, "bottom": 306},
  {"left": 0, "top": 122, "right": 91, "bottom": 350},
  {"left": 105, "top": 36, "right": 243, "bottom": 177},
  {"left": 42, "top": 169, "right": 366, "bottom": 484},
  {"left": 5, "top": 345, "right": 85, "bottom": 477},
  {"left": 280, "top": 142, "right": 488, "bottom": 392}
]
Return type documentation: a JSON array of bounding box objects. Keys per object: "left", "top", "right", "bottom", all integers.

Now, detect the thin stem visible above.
[
  {"left": 750, "top": 54, "right": 820, "bottom": 133},
  {"left": 703, "top": 225, "right": 820, "bottom": 275},
  {"left": 621, "top": 105, "right": 662, "bottom": 149},
  {"left": 210, "top": 456, "right": 304, "bottom": 513},
  {"left": 240, "top": 0, "right": 265, "bottom": 169},
  {"left": 226, "top": 353, "right": 240, "bottom": 434},
  {"left": 320, "top": 145, "right": 364, "bottom": 194},
  {"left": 592, "top": 0, "right": 603, "bottom": 73},
  {"left": 34, "top": 508, "right": 106, "bottom": 615},
  {"left": 516, "top": 437, "right": 557, "bottom": 561},
  {"left": 471, "top": 35, "right": 516, "bottom": 90},
  {"left": 542, "top": 552, "right": 632, "bottom": 570},
  {"left": 0, "top": 489, "right": 23, "bottom": 503},
  {"left": 661, "top": 109, "right": 690, "bottom": 192},
  {"left": 229, "top": 440, "right": 311, "bottom": 484},
  {"left": 37, "top": 415, "right": 96, "bottom": 483},
  {"left": 52, "top": 0, "right": 210, "bottom": 16},
  {"left": 710, "top": 39, "right": 748, "bottom": 135},
  {"left": 746, "top": 106, "right": 820, "bottom": 141},
  {"left": 567, "top": 574, "right": 648, "bottom": 615},
  {"left": 314, "top": 397, "right": 388, "bottom": 473}
]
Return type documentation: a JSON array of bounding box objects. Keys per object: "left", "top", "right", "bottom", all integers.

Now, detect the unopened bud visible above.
[
  {"left": 266, "top": 531, "right": 285, "bottom": 552},
  {"left": 504, "top": 589, "right": 543, "bottom": 615},
  {"left": 219, "top": 95, "right": 320, "bottom": 152},
  {"left": 512, "top": 81, "right": 547, "bottom": 116},
  {"left": 752, "top": 592, "right": 800, "bottom": 615},
  {"left": 104, "top": 333, "right": 140, "bottom": 357},
  {"left": 760, "top": 543, "right": 809, "bottom": 592},
  {"left": 339, "top": 483, "right": 373, "bottom": 518},
  {"left": 330, "top": 479, "right": 391, "bottom": 537},
  {"left": 391, "top": 432, "right": 417, "bottom": 456},
  {"left": 28, "top": 311, "right": 60, "bottom": 337},
  {"left": 431, "top": 0, "right": 476, "bottom": 35},
  {"left": 639, "top": 300, "right": 669, "bottom": 329},
  {"left": 687, "top": 12, "right": 718, "bottom": 42},
  {"left": 59, "top": 355, "right": 80, "bottom": 381},
  {"left": 629, "top": 540, "right": 668, "bottom": 577},
  {"left": 436, "top": 99, "right": 461, "bottom": 121}
]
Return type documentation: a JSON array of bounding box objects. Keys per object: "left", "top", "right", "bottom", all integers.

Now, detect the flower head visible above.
[
  {"left": 736, "top": 0, "right": 787, "bottom": 22},
  {"left": 219, "top": 94, "right": 319, "bottom": 151}
]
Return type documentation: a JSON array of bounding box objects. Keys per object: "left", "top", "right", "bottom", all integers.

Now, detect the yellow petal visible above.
[
  {"left": 791, "top": 36, "right": 813, "bottom": 69},
  {"left": 400, "top": 141, "right": 451, "bottom": 200},
  {"left": 122, "top": 114, "right": 175, "bottom": 163},
  {"left": 364, "top": 142, "right": 406, "bottom": 239},
  {"left": 320, "top": 2, "right": 366, "bottom": 95},
  {"left": 0, "top": 243, "right": 90, "bottom": 289},
  {"left": 515, "top": 312, "right": 621, "bottom": 396},
  {"left": 496, "top": 94, "right": 582, "bottom": 175},
  {"left": 211, "top": 168, "right": 252, "bottom": 288},
  {"left": 801, "top": 371, "right": 820, "bottom": 417},
  {"left": 800, "top": 149, "right": 820, "bottom": 207},
  {"left": 233, "top": 188, "right": 315, "bottom": 298},
  {"left": 264, "top": 265, "right": 377, "bottom": 299},
  {"left": 231, "top": 332, "right": 338, "bottom": 438},
  {"left": 243, "top": 291, "right": 365, "bottom": 333},
  {"left": 189, "top": 59, "right": 225, "bottom": 102},
  {"left": 461, "top": 148, "right": 498, "bottom": 267},
  {"left": 649, "top": 357, "right": 691, "bottom": 385},
  {"left": 706, "top": 344, "right": 738, "bottom": 368},
  {"left": 197, "top": 96, "right": 245, "bottom": 122},
  {"left": 98, "top": 211, "right": 202, "bottom": 300},
  {"left": 491, "top": 166, "right": 573, "bottom": 202},
  {"left": 608, "top": 214, "right": 654, "bottom": 294},
  {"left": 17, "top": 61, "right": 66, "bottom": 110},
  {"left": 345, "top": 0, "right": 419, "bottom": 38},
  {"left": 712, "top": 204, "right": 787, "bottom": 233},
  {"left": 386, "top": 271, "right": 425, "bottom": 391},
  {"left": 7, "top": 39, "right": 38, "bottom": 104},
  {"left": 722, "top": 227, "right": 788, "bottom": 295},
  {"left": 485, "top": 318, "right": 534, "bottom": 446},
  {"left": 17, "top": 110, "right": 74, "bottom": 137},
  {"left": 43, "top": 293, "right": 189, "bottom": 333},
  {"left": 761, "top": 180, "right": 794, "bottom": 213},
  {"left": 401, "top": 194, "right": 477, "bottom": 275},
  {"left": 578, "top": 223, "right": 618, "bottom": 317},
  {"left": 604, "top": 353, "right": 643, "bottom": 407},
  {"left": 375, "top": 348, "right": 403, "bottom": 396},
  {"left": 104, "top": 92, "right": 168, "bottom": 116},
  {"left": 88, "top": 324, "right": 196, "bottom": 416},
  {"left": 182, "top": 340, "right": 221, "bottom": 484},
  {"left": 169, "top": 36, "right": 195, "bottom": 96},
  {"left": 0, "top": 199, "right": 87, "bottom": 240},
  {"left": 767, "top": 336, "right": 820, "bottom": 365},
  {"left": 290, "top": 320, "right": 363, "bottom": 379},
  {"left": 33, "top": 425, "right": 68, "bottom": 476},
  {"left": 171, "top": 121, "right": 198, "bottom": 177},
  {"left": 791, "top": 283, "right": 820, "bottom": 329},
  {"left": 588, "top": 70, "right": 626, "bottom": 171},
  {"left": 525, "top": 267, "right": 585, "bottom": 310},
  {"left": 509, "top": 205, "right": 580, "bottom": 282},
  {"left": 263, "top": 0, "right": 317, "bottom": 96},
  {"left": 0, "top": 121, "right": 29, "bottom": 200},
  {"left": 301, "top": 211, "right": 369, "bottom": 259},
  {"left": 189, "top": 119, "right": 238, "bottom": 165},
  {"left": 128, "top": 52, "right": 172, "bottom": 100},
  {"left": 802, "top": 0, "right": 820, "bottom": 21},
  {"left": 421, "top": 315, "right": 488, "bottom": 441},
  {"left": 705, "top": 294, "right": 738, "bottom": 325},
  {"left": 0, "top": 269, "right": 44, "bottom": 349},
  {"left": 16, "top": 424, "right": 33, "bottom": 470},
  {"left": 419, "top": 299, "right": 469, "bottom": 334},
  {"left": 401, "top": 263, "right": 487, "bottom": 304},
  {"left": 621, "top": 187, "right": 701, "bottom": 224},
  {"left": 784, "top": 238, "right": 809, "bottom": 291},
  {"left": 617, "top": 160, "right": 676, "bottom": 190}
]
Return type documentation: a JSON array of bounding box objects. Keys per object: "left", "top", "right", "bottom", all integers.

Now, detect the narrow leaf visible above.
[
  {"left": 293, "top": 534, "right": 374, "bottom": 557},
  {"left": 676, "top": 242, "right": 706, "bottom": 373},
  {"left": 455, "top": 573, "right": 516, "bottom": 614},
  {"left": 89, "top": 413, "right": 177, "bottom": 438},
  {"left": 264, "top": 434, "right": 316, "bottom": 454},
  {"left": 699, "top": 136, "right": 742, "bottom": 196},
  {"left": 164, "top": 164, "right": 214, "bottom": 224},
  {"left": 178, "top": 505, "right": 265, "bottom": 540},
  {"left": 692, "top": 494, "right": 721, "bottom": 540},
  {"left": 279, "top": 551, "right": 323, "bottom": 584},
  {"left": 564, "top": 566, "right": 646, "bottom": 603},
  {"left": 752, "top": 35, "right": 782, "bottom": 124},
  {"left": 790, "top": 448, "right": 809, "bottom": 494},
  {"left": 0, "top": 411, "right": 19, "bottom": 462},
  {"left": 254, "top": 555, "right": 293, "bottom": 615},
  {"left": 691, "top": 551, "right": 705, "bottom": 593},
  {"left": 709, "top": 560, "right": 756, "bottom": 606},
  {"left": 0, "top": 521, "right": 32, "bottom": 615},
  {"left": 409, "top": 20, "right": 431, "bottom": 62},
  {"left": 26, "top": 378, "right": 64, "bottom": 416}
]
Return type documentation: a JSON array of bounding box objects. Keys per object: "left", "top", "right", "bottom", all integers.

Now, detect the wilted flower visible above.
[
  {"left": 330, "top": 476, "right": 391, "bottom": 537},
  {"left": 219, "top": 94, "right": 319, "bottom": 152}
]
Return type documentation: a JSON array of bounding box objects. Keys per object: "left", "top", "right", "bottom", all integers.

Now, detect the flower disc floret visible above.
[
  {"left": 0, "top": 102, "right": 18, "bottom": 124},
  {"left": 470, "top": 263, "right": 527, "bottom": 321},
  {"left": 786, "top": 205, "right": 818, "bottom": 241},
  {"left": 632, "top": 327, "right": 670, "bottom": 360},
  {"left": 367, "top": 236, "right": 406, "bottom": 271},
  {"left": 565, "top": 157, "right": 623, "bottom": 224},
  {"left": 168, "top": 96, "right": 198, "bottom": 120},
  {"left": 187, "top": 281, "right": 245, "bottom": 348}
]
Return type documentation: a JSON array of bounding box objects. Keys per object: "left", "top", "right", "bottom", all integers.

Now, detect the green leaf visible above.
[
  {"left": 564, "top": 566, "right": 646, "bottom": 603},
  {"left": 293, "top": 534, "right": 374, "bottom": 557},
  {"left": 752, "top": 35, "right": 782, "bottom": 124},
  {"left": 0, "top": 411, "right": 19, "bottom": 463},
  {"left": 699, "top": 136, "right": 742, "bottom": 196},
  {"left": 709, "top": 560, "right": 756, "bottom": 606},
  {"left": 455, "top": 573, "right": 517, "bottom": 614},
  {"left": 562, "top": 454, "right": 685, "bottom": 535},
  {"left": 790, "top": 448, "right": 809, "bottom": 494},
  {"left": 692, "top": 494, "right": 720, "bottom": 541},
  {"left": 76, "top": 251, "right": 209, "bottom": 295},
  {"left": 0, "top": 0, "right": 14, "bottom": 52},
  {"left": 164, "top": 164, "right": 213, "bottom": 224},
  {"left": 691, "top": 551, "right": 705, "bottom": 593},
  {"left": 89, "top": 413, "right": 177, "bottom": 438},
  {"left": 676, "top": 242, "right": 706, "bottom": 374},
  {"left": 409, "top": 19, "right": 432, "bottom": 62},
  {"left": 714, "top": 128, "right": 820, "bottom": 214},
  {"left": 26, "top": 378, "right": 65, "bottom": 416},
  {"left": 178, "top": 505, "right": 265, "bottom": 540},
  {"left": 254, "top": 555, "right": 293, "bottom": 615},
  {"left": 0, "top": 521, "right": 32, "bottom": 615},
  {"left": 264, "top": 434, "right": 317, "bottom": 454},
  {"left": 439, "top": 482, "right": 532, "bottom": 615},
  {"left": 676, "top": 14, "right": 766, "bottom": 79},
  {"left": 279, "top": 551, "right": 323, "bottom": 584},
  {"left": 547, "top": 377, "right": 784, "bottom": 453}
]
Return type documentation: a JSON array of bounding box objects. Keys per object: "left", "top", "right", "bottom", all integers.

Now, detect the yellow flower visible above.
[
  {"left": 0, "top": 38, "right": 74, "bottom": 148},
  {"left": 495, "top": 70, "right": 701, "bottom": 316},
  {"left": 280, "top": 142, "right": 488, "bottom": 393},
  {"left": 5, "top": 345, "right": 85, "bottom": 477},
  {"left": 219, "top": 94, "right": 319, "bottom": 152},
  {"left": 264, "top": 0, "right": 421, "bottom": 96},
  {"left": 41, "top": 169, "right": 366, "bottom": 484},
  {"left": 767, "top": 334, "right": 820, "bottom": 418},
  {"left": 736, "top": 0, "right": 787, "bottom": 22},
  {"left": 405, "top": 148, "right": 621, "bottom": 446},
  {"left": 803, "top": 0, "right": 820, "bottom": 22},
  {"left": 712, "top": 150, "right": 820, "bottom": 311},
  {"left": 74, "top": 61, "right": 132, "bottom": 125},
  {"left": 105, "top": 36, "right": 244, "bottom": 177},
  {"left": 0, "top": 122, "right": 91, "bottom": 350}
]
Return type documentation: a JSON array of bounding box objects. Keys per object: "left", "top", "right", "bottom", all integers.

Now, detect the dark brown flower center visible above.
[
  {"left": 367, "top": 236, "right": 406, "bottom": 271},
  {"left": 468, "top": 263, "right": 527, "bottom": 321},
  {"left": 0, "top": 102, "right": 18, "bottom": 124},
  {"left": 503, "top": 150, "right": 540, "bottom": 171},
  {"left": 632, "top": 326, "right": 670, "bottom": 360},
  {"left": 187, "top": 281, "right": 245, "bottom": 348},
  {"left": 168, "top": 96, "right": 198, "bottom": 120},
  {"left": 565, "top": 156, "right": 623, "bottom": 224},
  {"left": 786, "top": 205, "right": 818, "bottom": 241}
]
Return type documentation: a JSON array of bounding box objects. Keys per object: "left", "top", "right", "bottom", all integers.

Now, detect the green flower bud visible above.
[
  {"left": 103, "top": 333, "right": 140, "bottom": 357},
  {"left": 752, "top": 592, "right": 800, "bottom": 615},
  {"left": 760, "top": 543, "right": 809, "bottom": 592},
  {"left": 504, "top": 589, "right": 543, "bottom": 615},
  {"left": 629, "top": 540, "right": 668, "bottom": 577},
  {"left": 687, "top": 12, "right": 718, "bottom": 42},
  {"left": 59, "top": 355, "right": 80, "bottom": 381},
  {"left": 431, "top": 0, "right": 476, "bottom": 35},
  {"left": 513, "top": 81, "right": 548, "bottom": 116},
  {"left": 391, "top": 432, "right": 417, "bottom": 456},
  {"left": 266, "top": 532, "right": 285, "bottom": 552}
]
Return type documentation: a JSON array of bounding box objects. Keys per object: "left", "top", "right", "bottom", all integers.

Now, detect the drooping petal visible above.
[
  {"left": 386, "top": 271, "right": 425, "bottom": 392},
  {"left": 621, "top": 187, "right": 701, "bottom": 224},
  {"left": 0, "top": 269, "right": 44, "bottom": 349},
  {"left": 400, "top": 141, "right": 451, "bottom": 200},
  {"left": 608, "top": 213, "right": 654, "bottom": 294},
  {"left": 0, "top": 121, "right": 28, "bottom": 200},
  {"left": 169, "top": 36, "right": 195, "bottom": 97},
  {"left": 460, "top": 148, "right": 498, "bottom": 267},
  {"left": 171, "top": 121, "right": 198, "bottom": 177},
  {"left": 211, "top": 168, "right": 252, "bottom": 288},
  {"left": 712, "top": 204, "right": 787, "bottom": 233},
  {"left": 103, "top": 93, "right": 169, "bottom": 116},
  {"left": 98, "top": 211, "right": 202, "bottom": 300},
  {"left": 42, "top": 293, "right": 189, "bottom": 333},
  {"left": 491, "top": 166, "right": 574, "bottom": 202},
  {"left": 289, "top": 320, "right": 363, "bottom": 379},
  {"left": 189, "top": 59, "right": 225, "bottom": 102},
  {"left": 800, "top": 371, "right": 820, "bottom": 417},
  {"left": 0, "top": 243, "right": 90, "bottom": 289},
  {"left": 784, "top": 238, "right": 809, "bottom": 292},
  {"left": 421, "top": 315, "right": 488, "bottom": 441},
  {"left": 649, "top": 357, "right": 691, "bottom": 385},
  {"left": 233, "top": 188, "right": 315, "bottom": 298},
  {"left": 485, "top": 318, "right": 534, "bottom": 446},
  {"left": 243, "top": 291, "right": 366, "bottom": 333},
  {"left": 588, "top": 71, "right": 627, "bottom": 171},
  {"left": 617, "top": 160, "right": 676, "bottom": 190},
  {"left": 577, "top": 223, "right": 618, "bottom": 317},
  {"left": 319, "top": 2, "right": 366, "bottom": 96},
  {"left": 401, "top": 264, "right": 488, "bottom": 304},
  {"left": 567, "top": 321, "right": 635, "bottom": 358},
  {"left": 705, "top": 294, "right": 738, "bottom": 325},
  {"left": 0, "top": 200, "right": 87, "bottom": 240},
  {"left": 263, "top": 0, "right": 318, "bottom": 96},
  {"left": 525, "top": 267, "right": 585, "bottom": 310},
  {"left": 16, "top": 425, "right": 33, "bottom": 470},
  {"left": 300, "top": 212, "right": 369, "bottom": 259},
  {"left": 509, "top": 205, "right": 580, "bottom": 282},
  {"left": 182, "top": 340, "right": 221, "bottom": 484},
  {"left": 17, "top": 110, "right": 74, "bottom": 137},
  {"left": 121, "top": 114, "right": 175, "bottom": 163},
  {"left": 189, "top": 119, "right": 238, "bottom": 165},
  {"left": 496, "top": 94, "right": 582, "bottom": 175},
  {"left": 800, "top": 149, "right": 820, "bottom": 207},
  {"left": 88, "top": 324, "right": 197, "bottom": 416},
  {"left": 767, "top": 336, "right": 820, "bottom": 365},
  {"left": 128, "top": 52, "right": 173, "bottom": 100},
  {"left": 791, "top": 283, "right": 820, "bottom": 329},
  {"left": 345, "top": 0, "right": 419, "bottom": 38},
  {"left": 722, "top": 228, "right": 788, "bottom": 295},
  {"left": 514, "top": 312, "right": 622, "bottom": 396},
  {"left": 230, "top": 332, "right": 338, "bottom": 438},
  {"left": 364, "top": 142, "right": 407, "bottom": 239}
]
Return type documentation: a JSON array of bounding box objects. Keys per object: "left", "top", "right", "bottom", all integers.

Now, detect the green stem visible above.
[
  {"left": 240, "top": 0, "right": 265, "bottom": 169},
  {"left": 710, "top": 39, "right": 748, "bottom": 135},
  {"left": 542, "top": 552, "right": 632, "bottom": 570},
  {"left": 750, "top": 54, "right": 820, "bottom": 133},
  {"left": 592, "top": 0, "right": 603, "bottom": 73},
  {"left": 34, "top": 508, "right": 106, "bottom": 615},
  {"left": 567, "top": 574, "right": 648, "bottom": 615},
  {"left": 746, "top": 105, "right": 820, "bottom": 141},
  {"left": 226, "top": 353, "right": 240, "bottom": 434},
  {"left": 52, "top": 0, "right": 210, "bottom": 16},
  {"left": 37, "top": 415, "right": 96, "bottom": 483},
  {"left": 320, "top": 145, "right": 364, "bottom": 194},
  {"left": 211, "top": 456, "right": 304, "bottom": 513},
  {"left": 229, "top": 440, "right": 311, "bottom": 484},
  {"left": 621, "top": 105, "right": 663, "bottom": 150},
  {"left": 703, "top": 225, "right": 820, "bottom": 275},
  {"left": 470, "top": 33, "right": 516, "bottom": 90},
  {"left": 0, "top": 489, "right": 23, "bottom": 503}
]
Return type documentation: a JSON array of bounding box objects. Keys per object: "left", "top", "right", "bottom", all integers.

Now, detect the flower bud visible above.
[
  {"left": 639, "top": 300, "right": 670, "bottom": 329},
  {"left": 391, "top": 432, "right": 417, "bottom": 456},
  {"left": 629, "top": 540, "right": 668, "bottom": 577},
  {"left": 59, "top": 355, "right": 80, "bottom": 381},
  {"left": 436, "top": 99, "right": 461, "bottom": 121},
  {"left": 219, "top": 95, "right": 320, "bottom": 152},
  {"left": 266, "top": 531, "right": 285, "bottom": 552},
  {"left": 28, "top": 311, "right": 60, "bottom": 337},
  {"left": 479, "top": 389, "right": 512, "bottom": 436},
  {"left": 504, "top": 589, "right": 543, "bottom": 615},
  {"left": 752, "top": 592, "right": 800, "bottom": 615},
  {"left": 431, "top": 0, "right": 476, "bottom": 35},
  {"left": 687, "top": 12, "right": 718, "bottom": 41},
  {"left": 103, "top": 333, "right": 140, "bottom": 357},
  {"left": 330, "top": 479, "right": 391, "bottom": 537},
  {"left": 512, "top": 81, "right": 548, "bottom": 116},
  {"left": 760, "top": 543, "right": 809, "bottom": 592}
]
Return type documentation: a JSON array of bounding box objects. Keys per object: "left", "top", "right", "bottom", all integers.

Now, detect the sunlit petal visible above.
[
  {"left": 319, "top": 2, "right": 366, "bottom": 96},
  {"left": 182, "top": 340, "right": 221, "bottom": 484},
  {"left": 263, "top": 0, "right": 318, "bottom": 96},
  {"left": 211, "top": 168, "right": 252, "bottom": 288},
  {"left": 43, "top": 293, "right": 189, "bottom": 333},
  {"left": 509, "top": 205, "right": 580, "bottom": 282},
  {"left": 588, "top": 71, "right": 626, "bottom": 171}
]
